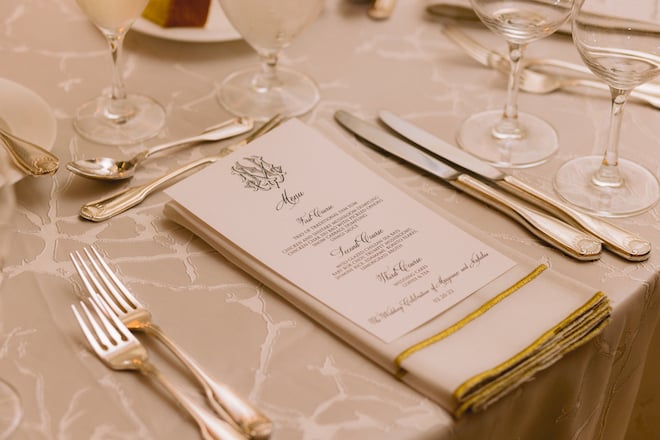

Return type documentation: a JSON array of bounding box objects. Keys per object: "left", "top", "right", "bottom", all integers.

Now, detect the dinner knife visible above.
[
  {"left": 334, "top": 110, "right": 601, "bottom": 261},
  {"left": 378, "top": 110, "right": 651, "bottom": 262}
]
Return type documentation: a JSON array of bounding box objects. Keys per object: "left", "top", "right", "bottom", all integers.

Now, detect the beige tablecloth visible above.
[{"left": 1, "top": 1, "right": 659, "bottom": 439}]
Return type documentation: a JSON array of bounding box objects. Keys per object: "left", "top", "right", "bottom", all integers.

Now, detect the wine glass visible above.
[
  {"left": 0, "top": 155, "right": 22, "bottom": 439},
  {"left": 456, "top": 0, "right": 576, "bottom": 168},
  {"left": 217, "top": 0, "right": 324, "bottom": 121},
  {"left": 553, "top": 1, "right": 660, "bottom": 217},
  {"left": 74, "top": 0, "right": 165, "bottom": 145}
]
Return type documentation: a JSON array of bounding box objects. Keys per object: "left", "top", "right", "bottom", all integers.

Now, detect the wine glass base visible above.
[
  {"left": 217, "top": 66, "right": 320, "bottom": 121},
  {"left": 554, "top": 155, "right": 660, "bottom": 217},
  {"left": 74, "top": 94, "right": 165, "bottom": 146},
  {"left": 456, "top": 109, "right": 559, "bottom": 168},
  {"left": 0, "top": 380, "right": 21, "bottom": 440}
]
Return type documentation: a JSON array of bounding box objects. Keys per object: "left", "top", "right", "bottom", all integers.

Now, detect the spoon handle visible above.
[
  {"left": 80, "top": 115, "right": 282, "bottom": 221},
  {"left": 79, "top": 152, "right": 229, "bottom": 222},
  {"left": 143, "top": 117, "right": 254, "bottom": 159},
  {"left": 0, "top": 129, "right": 59, "bottom": 176}
]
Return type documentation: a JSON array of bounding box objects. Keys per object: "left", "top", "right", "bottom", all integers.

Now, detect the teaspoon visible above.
[{"left": 67, "top": 116, "right": 254, "bottom": 181}]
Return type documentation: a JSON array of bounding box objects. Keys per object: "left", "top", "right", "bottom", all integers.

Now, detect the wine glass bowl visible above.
[
  {"left": 74, "top": 0, "right": 165, "bottom": 145},
  {"left": 456, "top": 0, "right": 576, "bottom": 168},
  {"left": 217, "top": 0, "right": 324, "bottom": 121},
  {"left": 553, "top": 1, "right": 660, "bottom": 217}
]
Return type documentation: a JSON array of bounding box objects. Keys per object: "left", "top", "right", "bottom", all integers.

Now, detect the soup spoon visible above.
[{"left": 67, "top": 116, "right": 253, "bottom": 181}]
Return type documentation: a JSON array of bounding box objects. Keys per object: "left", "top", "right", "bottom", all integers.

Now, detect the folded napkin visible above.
[{"left": 163, "top": 120, "right": 610, "bottom": 417}]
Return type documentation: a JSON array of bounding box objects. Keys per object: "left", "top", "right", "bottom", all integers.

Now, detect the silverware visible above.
[
  {"left": 71, "top": 296, "right": 247, "bottom": 440},
  {"left": 378, "top": 110, "right": 651, "bottom": 262},
  {"left": 71, "top": 246, "right": 272, "bottom": 440},
  {"left": 334, "top": 110, "right": 602, "bottom": 261},
  {"left": 79, "top": 114, "right": 283, "bottom": 222},
  {"left": 368, "top": 0, "right": 397, "bottom": 20},
  {"left": 441, "top": 25, "right": 660, "bottom": 106},
  {"left": 0, "top": 126, "right": 59, "bottom": 176},
  {"left": 426, "top": 2, "right": 660, "bottom": 36},
  {"left": 67, "top": 117, "right": 254, "bottom": 181}
]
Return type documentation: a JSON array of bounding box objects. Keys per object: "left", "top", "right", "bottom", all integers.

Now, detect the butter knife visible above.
[
  {"left": 80, "top": 115, "right": 283, "bottom": 222},
  {"left": 379, "top": 110, "right": 651, "bottom": 261},
  {"left": 334, "top": 110, "right": 601, "bottom": 261}
]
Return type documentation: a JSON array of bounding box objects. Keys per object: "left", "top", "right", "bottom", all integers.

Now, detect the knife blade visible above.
[
  {"left": 334, "top": 110, "right": 601, "bottom": 261},
  {"left": 378, "top": 110, "right": 651, "bottom": 262}
]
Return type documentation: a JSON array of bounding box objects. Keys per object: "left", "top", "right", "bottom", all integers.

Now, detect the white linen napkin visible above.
[
  {"left": 163, "top": 198, "right": 610, "bottom": 417},
  {"left": 164, "top": 121, "right": 610, "bottom": 417}
]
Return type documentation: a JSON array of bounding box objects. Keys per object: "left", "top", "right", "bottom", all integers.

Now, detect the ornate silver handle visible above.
[
  {"left": 452, "top": 174, "right": 602, "bottom": 261},
  {"left": 147, "top": 325, "right": 272, "bottom": 440},
  {"left": 79, "top": 154, "right": 221, "bottom": 221},
  {"left": 80, "top": 115, "right": 283, "bottom": 222},
  {"left": 0, "top": 129, "right": 59, "bottom": 176},
  {"left": 498, "top": 175, "right": 651, "bottom": 261},
  {"left": 138, "top": 359, "right": 248, "bottom": 440}
]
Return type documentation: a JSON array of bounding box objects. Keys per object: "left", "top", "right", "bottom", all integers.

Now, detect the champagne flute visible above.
[
  {"left": 456, "top": 0, "right": 576, "bottom": 168},
  {"left": 217, "top": 0, "right": 324, "bottom": 121},
  {"left": 74, "top": 0, "right": 165, "bottom": 145},
  {"left": 0, "top": 155, "right": 22, "bottom": 439},
  {"left": 553, "top": 1, "right": 660, "bottom": 217}
]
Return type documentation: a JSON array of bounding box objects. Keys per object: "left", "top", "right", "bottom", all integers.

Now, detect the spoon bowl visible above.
[{"left": 67, "top": 116, "right": 253, "bottom": 181}]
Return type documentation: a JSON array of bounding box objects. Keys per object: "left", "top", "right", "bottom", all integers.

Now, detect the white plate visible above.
[
  {"left": 0, "top": 78, "right": 57, "bottom": 185},
  {"left": 132, "top": 1, "right": 241, "bottom": 43}
]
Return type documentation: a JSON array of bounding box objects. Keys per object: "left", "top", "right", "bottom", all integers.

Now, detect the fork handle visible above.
[
  {"left": 138, "top": 360, "right": 247, "bottom": 440},
  {"left": 146, "top": 324, "right": 273, "bottom": 440}
]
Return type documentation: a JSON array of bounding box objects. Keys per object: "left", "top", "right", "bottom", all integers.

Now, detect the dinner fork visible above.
[
  {"left": 500, "top": 55, "right": 660, "bottom": 109},
  {"left": 441, "top": 25, "right": 660, "bottom": 108},
  {"left": 70, "top": 247, "right": 272, "bottom": 440},
  {"left": 71, "top": 297, "right": 247, "bottom": 440}
]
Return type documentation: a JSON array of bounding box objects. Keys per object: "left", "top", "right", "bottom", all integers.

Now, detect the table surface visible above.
[{"left": 2, "top": 1, "right": 660, "bottom": 439}]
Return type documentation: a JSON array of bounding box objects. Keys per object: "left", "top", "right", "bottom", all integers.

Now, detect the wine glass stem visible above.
[
  {"left": 252, "top": 52, "right": 280, "bottom": 93},
  {"left": 493, "top": 42, "right": 527, "bottom": 140},
  {"left": 592, "top": 88, "right": 630, "bottom": 188},
  {"left": 103, "top": 31, "right": 135, "bottom": 123}
]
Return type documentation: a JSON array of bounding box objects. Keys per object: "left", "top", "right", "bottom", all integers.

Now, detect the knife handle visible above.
[
  {"left": 452, "top": 174, "right": 602, "bottom": 261},
  {"left": 498, "top": 175, "right": 651, "bottom": 261}
]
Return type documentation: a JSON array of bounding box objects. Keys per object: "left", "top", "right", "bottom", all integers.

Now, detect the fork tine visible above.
[
  {"left": 71, "top": 250, "right": 126, "bottom": 318},
  {"left": 87, "top": 245, "right": 140, "bottom": 309},
  {"left": 71, "top": 251, "right": 100, "bottom": 299},
  {"left": 71, "top": 302, "right": 106, "bottom": 356},
  {"left": 83, "top": 247, "right": 132, "bottom": 312},
  {"left": 90, "top": 294, "right": 135, "bottom": 343},
  {"left": 87, "top": 296, "right": 127, "bottom": 345}
]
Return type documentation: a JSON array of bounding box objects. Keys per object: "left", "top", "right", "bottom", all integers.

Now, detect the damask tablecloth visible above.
[{"left": 1, "top": 1, "right": 659, "bottom": 439}]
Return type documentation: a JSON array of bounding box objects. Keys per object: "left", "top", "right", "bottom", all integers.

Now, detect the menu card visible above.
[{"left": 165, "top": 119, "right": 515, "bottom": 342}]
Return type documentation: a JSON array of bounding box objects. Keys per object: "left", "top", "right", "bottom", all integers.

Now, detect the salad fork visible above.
[
  {"left": 71, "top": 296, "right": 247, "bottom": 440},
  {"left": 70, "top": 247, "right": 272, "bottom": 440}
]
